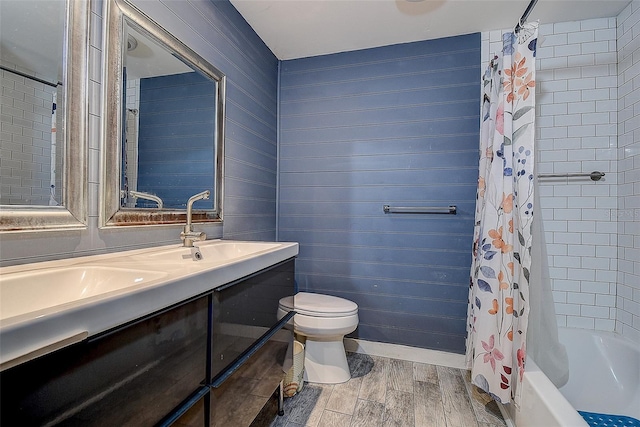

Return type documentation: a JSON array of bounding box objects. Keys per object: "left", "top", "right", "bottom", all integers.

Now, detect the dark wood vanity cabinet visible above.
[
  {"left": 211, "top": 260, "right": 295, "bottom": 382},
  {"left": 0, "top": 296, "right": 209, "bottom": 426},
  {"left": 0, "top": 258, "right": 295, "bottom": 427},
  {"left": 209, "top": 260, "right": 295, "bottom": 426}
]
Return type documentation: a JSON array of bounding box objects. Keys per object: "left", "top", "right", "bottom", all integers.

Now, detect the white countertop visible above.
[{"left": 0, "top": 239, "right": 298, "bottom": 369}]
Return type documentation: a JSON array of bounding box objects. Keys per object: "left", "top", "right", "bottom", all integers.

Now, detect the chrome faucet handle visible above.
[{"left": 180, "top": 230, "right": 206, "bottom": 247}]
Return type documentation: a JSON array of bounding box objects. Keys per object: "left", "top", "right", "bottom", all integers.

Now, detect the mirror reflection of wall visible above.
[
  {"left": 102, "top": 0, "right": 224, "bottom": 227},
  {"left": 121, "top": 22, "right": 217, "bottom": 211},
  {"left": 0, "top": 0, "right": 65, "bottom": 207}
]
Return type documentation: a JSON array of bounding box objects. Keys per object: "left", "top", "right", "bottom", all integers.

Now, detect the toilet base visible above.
[{"left": 302, "top": 338, "right": 351, "bottom": 384}]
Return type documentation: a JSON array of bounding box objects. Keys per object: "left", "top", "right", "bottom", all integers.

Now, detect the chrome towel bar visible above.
[
  {"left": 383, "top": 205, "right": 457, "bottom": 215},
  {"left": 537, "top": 171, "right": 605, "bottom": 181}
]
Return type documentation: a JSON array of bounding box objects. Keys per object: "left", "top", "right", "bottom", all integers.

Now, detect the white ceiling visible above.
[
  {"left": 0, "top": 0, "right": 65, "bottom": 82},
  {"left": 125, "top": 26, "right": 192, "bottom": 80},
  {"left": 0, "top": 1, "right": 193, "bottom": 84},
  {"left": 229, "top": 0, "right": 632, "bottom": 60}
]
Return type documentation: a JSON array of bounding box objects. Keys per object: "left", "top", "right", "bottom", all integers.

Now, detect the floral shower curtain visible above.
[{"left": 466, "top": 22, "right": 538, "bottom": 405}]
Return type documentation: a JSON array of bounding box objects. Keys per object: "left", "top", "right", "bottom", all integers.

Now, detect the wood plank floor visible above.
[{"left": 265, "top": 352, "right": 506, "bottom": 427}]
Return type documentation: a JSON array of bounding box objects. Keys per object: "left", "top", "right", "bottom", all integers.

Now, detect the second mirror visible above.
[{"left": 102, "top": 0, "right": 225, "bottom": 226}]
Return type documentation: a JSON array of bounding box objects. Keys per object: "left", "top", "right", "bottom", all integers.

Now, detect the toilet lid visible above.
[{"left": 279, "top": 292, "right": 358, "bottom": 317}]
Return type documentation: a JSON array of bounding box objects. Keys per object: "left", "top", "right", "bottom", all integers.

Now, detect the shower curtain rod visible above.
[
  {"left": 0, "top": 65, "right": 61, "bottom": 88},
  {"left": 514, "top": 0, "right": 539, "bottom": 33}
]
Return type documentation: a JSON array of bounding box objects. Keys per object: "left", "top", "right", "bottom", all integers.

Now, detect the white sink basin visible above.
[
  {"left": 0, "top": 266, "right": 167, "bottom": 320},
  {"left": 0, "top": 239, "right": 298, "bottom": 369},
  {"left": 137, "top": 240, "right": 283, "bottom": 263}
]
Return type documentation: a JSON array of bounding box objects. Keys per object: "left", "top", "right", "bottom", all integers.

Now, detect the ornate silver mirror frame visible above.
[
  {"left": 0, "top": 0, "right": 88, "bottom": 233},
  {"left": 100, "top": 0, "right": 225, "bottom": 227}
]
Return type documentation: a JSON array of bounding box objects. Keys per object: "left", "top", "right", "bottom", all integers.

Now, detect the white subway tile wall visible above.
[
  {"left": 616, "top": 0, "right": 640, "bottom": 344},
  {"left": 125, "top": 79, "right": 139, "bottom": 203},
  {"left": 87, "top": 0, "right": 103, "bottom": 225},
  {"left": 483, "top": 4, "right": 640, "bottom": 344},
  {"left": 0, "top": 63, "right": 61, "bottom": 205},
  {"left": 482, "top": 17, "right": 621, "bottom": 335}
]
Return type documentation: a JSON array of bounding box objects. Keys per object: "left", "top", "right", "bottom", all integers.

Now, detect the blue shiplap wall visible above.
[
  {"left": 278, "top": 34, "right": 481, "bottom": 353},
  {"left": 204, "top": 0, "right": 279, "bottom": 240},
  {"left": 137, "top": 72, "right": 215, "bottom": 209},
  {"left": 133, "top": 0, "right": 280, "bottom": 240},
  {"left": 0, "top": 0, "right": 278, "bottom": 265}
]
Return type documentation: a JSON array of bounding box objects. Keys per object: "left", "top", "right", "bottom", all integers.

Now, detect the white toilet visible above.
[{"left": 278, "top": 292, "right": 358, "bottom": 384}]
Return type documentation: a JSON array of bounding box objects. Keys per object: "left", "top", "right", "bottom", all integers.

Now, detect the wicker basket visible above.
[{"left": 283, "top": 340, "right": 305, "bottom": 397}]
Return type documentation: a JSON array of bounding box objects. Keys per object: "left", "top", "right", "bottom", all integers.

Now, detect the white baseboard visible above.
[{"left": 344, "top": 338, "right": 467, "bottom": 369}]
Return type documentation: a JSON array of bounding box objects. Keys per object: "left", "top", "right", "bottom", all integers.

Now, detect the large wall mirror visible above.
[
  {"left": 0, "top": 0, "right": 88, "bottom": 232},
  {"left": 101, "top": 0, "right": 225, "bottom": 227}
]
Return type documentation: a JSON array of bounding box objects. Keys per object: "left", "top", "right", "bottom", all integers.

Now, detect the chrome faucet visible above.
[
  {"left": 129, "top": 190, "right": 163, "bottom": 208},
  {"left": 180, "top": 190, "right": 210, "bottom": 247}
]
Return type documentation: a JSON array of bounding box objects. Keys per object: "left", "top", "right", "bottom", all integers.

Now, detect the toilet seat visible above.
[
  {"left": 279, "top": 292, "right": 358, "bottom": 317},
  {"left": 277, "top": 292, "right": 359, "bottom": 384}
]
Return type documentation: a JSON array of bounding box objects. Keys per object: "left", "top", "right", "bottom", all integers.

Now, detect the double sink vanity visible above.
[
  {"left": 0, "top": 0, "right": 297, "bottom": 423},
  {"left": 0, "top": 239, "right": 298, "bottom": 425}
]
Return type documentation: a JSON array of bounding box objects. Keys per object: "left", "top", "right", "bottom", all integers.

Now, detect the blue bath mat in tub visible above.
[{"left": 579, "top": 411, "right": 640, "bottom": 427}]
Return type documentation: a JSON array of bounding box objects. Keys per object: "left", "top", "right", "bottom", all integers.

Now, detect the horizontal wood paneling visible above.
[
  {"left": 137, "top": 72, "right": 215, "bottom": 209},
  {"left": 278, "top": 34, "right": 480, "bottom": 353},
  {"left": 130, "top": 0, "right": 279, "bottom": 238},
  {"left": 142, "top": 0, "right": 280, "bottom": 238},
  {"left": 283, "top": 229, "right": 471, "bottom": 251},
  {"left": 295, "top": 274, "right": 469, "bottom": 302},
  {"left": 280, "top": 99, "right": 479, "bottom": 130},
  {"left": 294, "top": 259, "right": 469, "bottom": 286},
  {"left": 297, "top": 245, "right": 470, "bottom": 268},
  {"left": 279, "top": 185, "right": 477, "bottom": 204},
  {"left": 280, "top": 84, "right": 479, "bottom": 116}
]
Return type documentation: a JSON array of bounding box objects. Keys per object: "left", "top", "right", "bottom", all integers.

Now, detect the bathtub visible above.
[{"left": 501, "top": 327, "right": 640, "bottom": 427}]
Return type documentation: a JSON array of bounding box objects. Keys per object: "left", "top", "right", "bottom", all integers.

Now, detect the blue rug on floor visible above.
[{"left": 579, "top": 411, "right": 640, "bottom": 427}]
